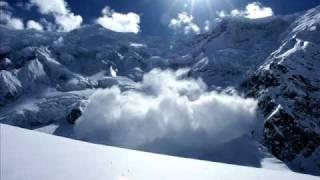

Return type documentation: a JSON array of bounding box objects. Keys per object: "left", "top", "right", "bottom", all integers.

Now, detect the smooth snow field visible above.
[{"left": 1, "top": 124, "right": 318, "bottom": 180}]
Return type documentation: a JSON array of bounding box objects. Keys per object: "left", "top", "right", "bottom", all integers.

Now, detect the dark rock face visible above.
[
  {"left": 241, "top": 6, "right": 320, "bottom": 174},
  {"left": 263, "top": 107, "right": 320, "bottom": 161},
  {"left": 243, "top": 55, "right": 320, "bottom": 174},
  {"left": 0, "top": 71, "right": 22, "bottom": 108},
  {"left": 243, "top": 43, "right": 320, "bottom": 174},
  {"left": 66, "top": 109, "right": 82, "bottom": 124}
]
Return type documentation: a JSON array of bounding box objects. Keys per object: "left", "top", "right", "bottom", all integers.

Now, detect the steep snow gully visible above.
[{"left": 1, "top": 5, "right": 320, "bottom": 176}]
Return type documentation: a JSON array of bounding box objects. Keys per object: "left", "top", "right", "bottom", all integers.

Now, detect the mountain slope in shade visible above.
[
  {"left": 1, "top": 124, "right": 318, "bottom": 180},
  {"left": 241, "top": 6, "right": 320, "bottom": 174}
]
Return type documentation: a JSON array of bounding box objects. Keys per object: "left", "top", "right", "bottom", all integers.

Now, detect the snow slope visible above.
[{"left": 1, "top": 124, "right": 318, "bottom": 180}]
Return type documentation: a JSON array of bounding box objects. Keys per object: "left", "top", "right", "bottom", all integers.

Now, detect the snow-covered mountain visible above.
[
  {"left": 169, "top": 14, "right": 297, "bottom": 88},
  {"left": 241, "top": 6, "right": 320, "bottom": 174},
  {"left": 0, "top": 24, "right": 169, "bottom": 127},
  {"left": 0, "top": 5, "right": 319, "bottom": 176}
]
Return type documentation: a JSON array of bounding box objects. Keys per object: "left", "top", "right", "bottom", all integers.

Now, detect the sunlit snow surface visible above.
[{"left": 1, "top": 124, "right": 318, "bottom": 180}]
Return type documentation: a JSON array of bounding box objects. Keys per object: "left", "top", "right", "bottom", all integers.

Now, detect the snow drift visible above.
[{"left": 75, "top": 69, "right": 258, "bottom": 155}]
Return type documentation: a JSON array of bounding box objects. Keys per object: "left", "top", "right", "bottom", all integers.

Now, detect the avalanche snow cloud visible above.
[{"left": 75, "top": 69, "right": 258, "bottom": 155}]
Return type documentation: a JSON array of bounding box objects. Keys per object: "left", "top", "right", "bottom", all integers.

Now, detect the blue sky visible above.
[{"left": 2, "top": 0, "right": 320, "bottom": 36}]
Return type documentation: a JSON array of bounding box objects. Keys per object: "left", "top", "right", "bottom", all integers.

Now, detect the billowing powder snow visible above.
[{"left": 75, "top": 69, "right": 258, "bottom": 154}]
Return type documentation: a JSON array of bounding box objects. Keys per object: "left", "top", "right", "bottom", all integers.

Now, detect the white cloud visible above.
[
  {"left": 101, "top": 6, "right": 113, "bottom": 16},
  {"left": 29, "top": 0, "right": 82, "bottom": 32},
  {"left": 245, "top": 2, "right": 274, "bottom": 19},
  {"left": 0, "top": 1, "right": 11, "bottom": 9},
  {"left": 29, "top": 0, "right": 67, "bottom": 15},
  {"left": 218, "top": 2, "right": 274, "bottom": 19},
  {"left": 0, "top": 1, "right": 43, "bottom": 31},
  {"left": 169, "top": 12, "right": 200, "bottom": 35},
  {"left": 204, "top": 20, "right": 210, "bottom": 32},
  {"left": 75, "top": 69, "right": 258, "bottom": 155},
  {"left": 55, "top": 13, "right": 82, "bottom": 32},
  {"left": 26, "top": 20, "right": 43, "bottom": 31},
  {"left": 231, "top": 9, "right": 241, "bottom": 16},
  {"left": 0, "top": 3, "right": 24, "bottom": 30},
  {"left": 6, "top": 17, "right": 24, "bottom": 30},
  {"left": 96, "top": 6, "right": 140, "bottom": 34}
]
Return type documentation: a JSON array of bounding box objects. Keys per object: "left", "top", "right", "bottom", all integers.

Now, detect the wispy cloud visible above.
[
  {"left": 0, "top": 1, "right": 24, "bottom": 30},
  {"left": 169, "top": 12, "right": 200, "bottom": 35},
  {"left": 218, "top": 2, "right": 274, "bottom": 19}
]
